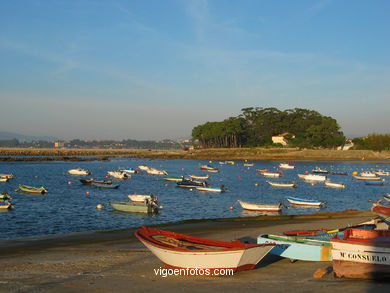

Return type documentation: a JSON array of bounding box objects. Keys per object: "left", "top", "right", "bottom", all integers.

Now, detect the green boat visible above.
[
  {"left": 18, "top": 184, "right": 48, "bottom": 195},
  {"left": 109, "top": 201, "right": 158, "bottom": 213}
]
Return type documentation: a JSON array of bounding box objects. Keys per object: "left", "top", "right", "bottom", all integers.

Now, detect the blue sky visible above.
[{"left": 0, "top": 0, "right": 389, "bottom": 140}]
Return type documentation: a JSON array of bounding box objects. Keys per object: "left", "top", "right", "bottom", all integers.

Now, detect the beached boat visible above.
[
  {"left": 199, "top": 165, "right": 219, "bottom": 172},
  {"left": 189, "top": 174, "right": 210, "bottom": 180},
  {"left": 279, "top": 163, "right": 295, "bottom": 169},
  {"left": 128, "top": 194, "right": 158, "bottom": 203},
  {"left": 261, "top": 171, "right": 282, "bottom": 178},
  {"left": 331, "top": 228, "right": 390, "bottom": 279},
  {"left": 163, "top": 176, "right": 183, "bottom": 182},
  {"left": 324, "top": 181, "right": 345, "bottom": 188},
  {"left": 176, "top": 179, "right": 209, "bottom": 188},
  {"left": 18, "top": 184, "right": 48, "bottom": 195},
  {"left": 257, "top": 233, "right": 331, "bottom": 261},
  {"left": 146, "top": 168, "right": 168, "bottom": 175},
  {"left": 67, "top": 168, "right": 91, "bottom": 176},
  {"left": 107, "top": 171, "right": 129, "bottom": 179},
  {"left": 258, "top": 223, "right": 377, "bottom": 262},
  {"left": 266, "top": 181, "right": 296, "bottom": 188},
  {"left": 135, "top": 226, "right": 275, "bottom": 274},
  {"left": 286, "top": 196, "right": 324, "bottom": 207},
  {"left": 196, "top": 186, "right": 226, "bottom": 193},
  {"left": 0, "top": 191, "right": 12, "bottom": 201},
  {"left": 365, "top": 180, "right": 384, "bottom": 185},
  {"left": 371, "top": 198, "right": 390, "bottom": 218},
  {"left": 110, "top": 196, "right": 159, "bottom": 213},
  {"left": 298, "top": 174, "right": 327, "bottom": 182},
  {"left": 237, "top": 200, "right": 282, "bottom": 212}
]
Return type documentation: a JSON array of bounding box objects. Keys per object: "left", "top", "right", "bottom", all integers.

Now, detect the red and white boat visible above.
[
  {"left": 135, "top": 226, "right": 275, "bottom": 274},
  {"left": 199, "top": 165, "right": 219, "bottom": 172},
  {"left": 238, "top": 200, "right": 282, "bottom": 212},
  {"left": 331, "top": 228, "right": 390, "bottom": 279}
]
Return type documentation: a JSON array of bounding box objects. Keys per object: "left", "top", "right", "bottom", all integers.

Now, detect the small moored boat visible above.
[
  {"left": 266, "top": 181, "right": 296, "bottom": 188},
  {"left": 107, "top": 171, "right": 129, "bottom": 180},
  {"left": 68, "top": 168, "right": 91, "bottom": 176},
  {"left": 146, "top": 168, "right": 168, "bottom": 175},
  {"left": 0, "top": 201, "right": 13, "bottom": 210},
  {"left": 279, "top": 163, "right": 295, "bottom": 169},
  {"left": 287, "top": 196, "right": 324, "bottom": 207},
  {"left": 176, "top": 179, "right": 209, "bottom": 188},
  {"left": 365, "top": 180, "right": 384, "bottom": 186},
  {"left": 0, "top": 191, "right": 12, "bottom": 201},
  {"left": 237, "top": 200, "right": 282, "bottom": 212},
  {"left": 18, "top": 184, "right": 48, "bottom": 195},
  {"left": 261, "top": 171, "right": 282, "bottom": 178},
  {"left": 324, "top": 181, "right": 345, "bottom": 188},
  {"left": 312, "top": 167, "right": 329, "bottom": 174},
  {"left": 163, "top": 176, "right": 183, "bottom": 182},
  {"left": 110, "top": 196, "right": 159, "bottom": 213},
  {"left": 189, "top": 174, "right": 210, "bottom": 180},
  {"left": 196, "top": 185, "right": 226, "bottom": 193},
  {"left": 128, "top": 194, "right": 158, "bottom": 203},
  {"left": 135, "top": 226, "right": 275, "bottom": 274},
  {"left": 298, "top": 174, "right": 327, "bottom": 182},
  {"left": 199, "top": 165, "right": 219, "bottom": 172}
]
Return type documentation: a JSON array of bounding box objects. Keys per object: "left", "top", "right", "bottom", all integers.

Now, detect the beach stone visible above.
[{"left": 313, "top": 267, "right": 331, "bottom": 279}]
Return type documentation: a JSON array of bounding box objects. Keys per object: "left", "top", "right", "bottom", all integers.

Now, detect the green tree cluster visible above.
[
  {"left": 192, "top": 107, "right": 345, "bottom": 148},
  {"left": 352, "top": 134, "right": 390, "bottom": 151}
]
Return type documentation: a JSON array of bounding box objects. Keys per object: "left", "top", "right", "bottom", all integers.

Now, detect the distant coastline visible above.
[{"left": 1, "top": 147, "right": 390, "bottom": 162}]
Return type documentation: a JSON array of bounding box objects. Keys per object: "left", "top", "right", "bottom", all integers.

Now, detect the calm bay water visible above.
[{"left": 0, "top": 158, "right": 389, "bottom": 240}]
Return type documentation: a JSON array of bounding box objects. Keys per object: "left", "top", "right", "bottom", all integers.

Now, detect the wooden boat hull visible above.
[
  {"left": 135, "top": 226, "right": 275, "bottom": 273},
  {"left": 257, "top": 234, "right": 331, "bottom": 261},
  {"left": 238, "top": 200, "right": 282, "bottom": 212},
  {"left": 331, "top": 229, "right": 390, "bottom": 279},
  {"left": 110, "top": 201, "right": 157, "bottom": 213},
  {"left": 199, "top": 165, "right": 219, "bottom": 172}
]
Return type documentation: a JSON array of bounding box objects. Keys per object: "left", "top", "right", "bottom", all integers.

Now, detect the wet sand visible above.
[{"left": 0, "top": 211, "right": 389, "bottom": 293}]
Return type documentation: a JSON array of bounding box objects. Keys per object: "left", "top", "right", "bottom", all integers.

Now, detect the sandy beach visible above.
[{"left": 0, "top": 210, "right": 389, "bottom": 293}]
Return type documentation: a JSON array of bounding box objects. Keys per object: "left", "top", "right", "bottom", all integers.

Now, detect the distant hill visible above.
[{"left": 0, "top": 131, "right": 58, "bottom": 142}]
